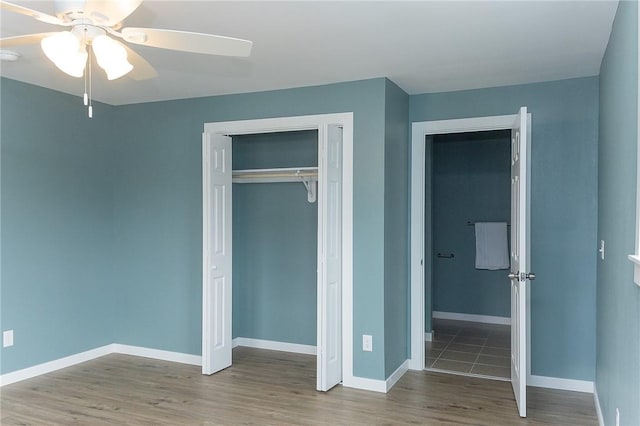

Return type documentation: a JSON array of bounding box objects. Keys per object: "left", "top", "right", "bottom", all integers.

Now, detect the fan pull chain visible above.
[
  {"left": 83, "top": 27, "right": 88, "bottom": 107},
  {"left": 88, "top": 44, "right": 93, "bottom": 119},
  {"left": 83, "top": 68, "right": 88, "bottom": 106}
]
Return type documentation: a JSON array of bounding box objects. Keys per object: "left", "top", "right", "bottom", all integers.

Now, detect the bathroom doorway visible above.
[
  {"left": 410, "top": 110, "right": 533, "bottom": 417},
  {"left": 426, "top": 130, "right": 511, "bottom": 380}
]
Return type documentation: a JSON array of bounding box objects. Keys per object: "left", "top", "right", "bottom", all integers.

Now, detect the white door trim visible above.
[
  {"left": 202, "top": 113, "right": 354, "bottom": 386},
  {"left": 410, "top": 114, "right": 531, "bottom": 378}
]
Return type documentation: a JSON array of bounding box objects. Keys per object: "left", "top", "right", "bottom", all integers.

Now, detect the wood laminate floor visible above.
[{"left": 1, "top": 347, "right": 598, "bottom": 425}]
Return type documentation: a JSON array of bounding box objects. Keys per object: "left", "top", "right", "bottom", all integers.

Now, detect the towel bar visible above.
[
  {"left": 436, "top": 252, "right": 455, "bottom": 259},
  {"left": 467, "top": 221, "right": 511, "bottom": 227}
]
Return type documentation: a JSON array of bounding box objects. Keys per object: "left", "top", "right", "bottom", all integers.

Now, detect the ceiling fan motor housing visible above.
[
  {"left": 54, "top": 0, "right": 110, "bottom": 25},
  {"left": 70, "top": 21, "right": 106, "bottom": 43}
]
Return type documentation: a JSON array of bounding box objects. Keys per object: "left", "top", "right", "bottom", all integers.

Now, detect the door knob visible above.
[{"left": 508, "top": 271, "right": 535, "bottom": 281}]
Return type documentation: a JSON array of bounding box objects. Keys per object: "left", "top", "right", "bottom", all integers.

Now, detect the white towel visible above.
[{"left": 474, "top": 222, "right": 509, "bottom": 270}]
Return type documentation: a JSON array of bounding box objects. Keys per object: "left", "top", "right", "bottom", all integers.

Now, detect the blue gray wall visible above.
[
  {"left": 110, "top": 78, "right": 390, "bottom": 380},
  {"left": 411, "top": 76, "right": 599, "bottom": 381},
  {"left": 432, "top": 132, "right": 511, "bottom": 318},
  {"left": 596, "top": 1, "right": 639, "bottom": 425},
  {"left": 0, "top": 78, "right": 116, "bottom": 373},
  {"left": 383, "top": 79, "right": 410, "bottom": 377},
  {"left": 231, "top": 131, "right": 318, "bottom": 345},
  {"left": 0, "top": 77, "right": 400, "bottom": 382},
  {"left": 2, "top": 70, "right": 613, "bottom": 390}
]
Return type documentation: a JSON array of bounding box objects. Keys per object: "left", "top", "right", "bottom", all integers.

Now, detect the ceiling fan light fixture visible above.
[
  {"left": 102, "top": 60, "right": 133, "bottom": 81},
  {"left": 92, "top": 34, "right": 133, "bottom": 80},
  {"left": 41, "top": 31, "right": 87, "bottom": 78}
]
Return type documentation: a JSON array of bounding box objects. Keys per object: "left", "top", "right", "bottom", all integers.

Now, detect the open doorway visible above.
[
  {"left": 410, "top": 110, "right": 532, "bottom": 417},
  {"left": 426, "top": 130, "right": 511, "bottom": 380},
  {"left": 201, "top": 113, "right": 354, "bottom": 392}
]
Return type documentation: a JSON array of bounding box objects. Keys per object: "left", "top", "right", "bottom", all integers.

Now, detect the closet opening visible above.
[
  {"left": 426, "top": 130, "right": 512, "bottom": 380},
  {"left": 231, "top": 130, "right": 320, "bottom": 374},
  {"left": 202, "top": 113, "right": 353, "bottom": 393}
]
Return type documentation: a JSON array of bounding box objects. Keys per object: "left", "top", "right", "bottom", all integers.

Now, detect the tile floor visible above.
[{"left": 425, "top": 318, "right": 511, "bottom": 379}]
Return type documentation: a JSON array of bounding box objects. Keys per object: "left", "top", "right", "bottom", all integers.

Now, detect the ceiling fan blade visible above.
[
  {"left": 0, "top": 32, "right": 61, "bottom": 48},
  {"left": 121, "top": 27, "right": 252, "bottom": 57},
  {"left": 82, "top": 0, "right": 143, "bottom": 27},
  {"left": 0, "top": 1, "right": 65, "bottom": 26},
  {"left": 121, "top": 43, "right": 157, "bottom": 80}
]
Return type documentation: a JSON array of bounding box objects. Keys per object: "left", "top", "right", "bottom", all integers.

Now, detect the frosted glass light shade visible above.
[
  {"left": 92, "top": 35, "right": 133, "bottom": 80},
  {"left": 41, "top": 31, "right": 87, "bottom": 78}
]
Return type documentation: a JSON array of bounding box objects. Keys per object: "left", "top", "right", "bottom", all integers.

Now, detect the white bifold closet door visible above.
[
  {"left": 202, "top": 133, "right": 233, "bottom": 375},
  {"left": 317, "top": 124, "right": 343, "bottom": 391},
  {"left": 202, "top": 126, "right": 344, "bottom": 390}
]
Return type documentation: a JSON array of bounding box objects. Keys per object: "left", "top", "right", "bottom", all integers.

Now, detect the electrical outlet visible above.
[
  {"left": 3, "top": 330, "right": 14, "bottom": 347},
  {"left": 616, "top": 408, "right": 620, "bottom": 426},
  {"left": 599, "top": 240, "right": 605, "bottom": 260},
  {"left": 362, "top": 334, "right": 372, "bottom": 352}
]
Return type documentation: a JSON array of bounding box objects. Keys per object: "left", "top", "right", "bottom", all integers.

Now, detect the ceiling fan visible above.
[{"left": 0, "top": 0, "right": 252, "bottom": 115}]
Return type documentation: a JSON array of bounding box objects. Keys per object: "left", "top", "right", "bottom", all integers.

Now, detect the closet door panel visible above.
[
  {"left": 203, "top": 133, "right": 233, "bottom": 375},
  {"left": 318, "top": 124, "right": 342, "bottom": 391}
]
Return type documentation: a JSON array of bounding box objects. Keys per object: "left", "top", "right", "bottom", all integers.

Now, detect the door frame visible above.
[
  {"left": 409, "top": 114, "right": 531, "bottom": 379},
  {"left": 202, "top": 113, "right": 354, "bottom": 388}
]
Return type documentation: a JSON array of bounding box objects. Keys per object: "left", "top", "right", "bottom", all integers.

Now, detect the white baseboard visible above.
[
  {"left": 1, "top": 343, "right": 202, "bottom": 387},
  {"left": 342, "top": 360, "right": 409, "bottom": 394},
  {"left": 593, "top": 385, "right": 604, "bottom": 426},
  {"left": 424, "top": 331, "right": 433, "bottom": 342},
  {"left": 433, "top": 311, "right": 511, "bottom": 325},
  {"left": 342, "top": 375, "right": 386, "bottom": 393},
  {"left": 233, "top": 338, "right": 399, "bottom": 395},
  {"left": 232, "top": 337, "right": 316, "bottom": 355},
  {"left": 112, "top": 344, "right": 201, "bottom": 366},
  {"left": 528, "top": 374, "right": 594, "bottom": 393},
  {"left": 386, "top": 359, "right": 409, "bottom": 392},
  {"left": 0, "top": 344, "right": 114, "bottom": 387}
]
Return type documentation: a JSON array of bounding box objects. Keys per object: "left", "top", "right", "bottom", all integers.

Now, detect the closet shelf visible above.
[
  {"left": 232, "top": 167, "right": 318, "bottom": 203},
  {"left": 232, "top": 167, "right": 318, "bottom": 183}
]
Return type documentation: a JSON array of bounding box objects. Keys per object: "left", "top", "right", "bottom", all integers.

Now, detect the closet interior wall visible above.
[{"left": 232, "top": 130, "right": 319, "bottom": 347}]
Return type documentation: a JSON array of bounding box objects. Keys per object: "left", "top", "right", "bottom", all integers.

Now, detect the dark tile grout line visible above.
[
  {"left": 429, "top": 327, "right": 461, "bottom": 368},
  {"left": 426, "top": 322, "right": 511, "bottom": 378},
  {"left": 470, "top": 334, "right": 489, "bottom": 374}
]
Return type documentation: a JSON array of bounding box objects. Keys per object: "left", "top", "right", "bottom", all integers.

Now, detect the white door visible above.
[
  {"left": 202, "top": 133, "right": 233, "bottom": 375},
  {"left": 509, "top": 107, "right": 532, "bottom": 417},
  {"left": 317, "top": 124, "right": 343, "bottom": 391}
]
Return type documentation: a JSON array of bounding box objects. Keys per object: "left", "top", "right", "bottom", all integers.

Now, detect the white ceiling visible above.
[{"left": 0, "top": 1, "right": 618, "bottom": 106}]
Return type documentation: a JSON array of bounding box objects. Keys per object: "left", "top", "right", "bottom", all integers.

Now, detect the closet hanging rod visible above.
[
  {"left": 232, "top": 167, "right": 318, "bottom": 203},
  {"left": 232, "top": 167, "right": 318, "bottom": 183}
]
